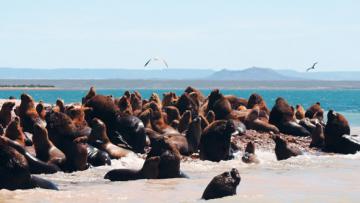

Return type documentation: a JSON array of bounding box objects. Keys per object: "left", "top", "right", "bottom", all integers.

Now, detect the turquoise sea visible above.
[{"left": 1, "top": 89, "right": 359, "bottom": 126}]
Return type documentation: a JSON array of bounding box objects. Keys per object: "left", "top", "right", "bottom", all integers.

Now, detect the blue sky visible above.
[{"left": 0, "top": 0, "right": 359, "bottom": 71}]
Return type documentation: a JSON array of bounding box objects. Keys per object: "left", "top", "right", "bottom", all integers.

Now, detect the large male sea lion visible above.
[
  {"left": 324, "top": 110, "right": 360, "bottom": 154},
  {"left": 18, "top": 93, "right": 40, "bottom": 133},
  {"left": 199, "top": 120, "right": 235, "bottom": 162},
  {"left": 202, "top": 168, "right": 241, "bottom": 200}
]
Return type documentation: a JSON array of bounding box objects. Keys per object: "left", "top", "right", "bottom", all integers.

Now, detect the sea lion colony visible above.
[{"left": 0, "top": 86, "right": 359, "bottom": 200}]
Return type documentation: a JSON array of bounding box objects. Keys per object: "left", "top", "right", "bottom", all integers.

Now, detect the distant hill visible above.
[
  {"left": 207, "top": 67, "right": 302, "bottom": 81},
  {"left": 0, "top": 67, "right": 360, "bottom": 81}
]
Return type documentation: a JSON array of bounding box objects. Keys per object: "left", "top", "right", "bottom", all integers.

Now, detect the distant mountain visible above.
[
  {"left": 0, "top": 68, "right": 215, "bottom": 80},
  {"left": 278, "top": 69, "right": 360, "bottom": 81},
  {"left": 207, "top": 67, "right": 302, "bottom": 81}
]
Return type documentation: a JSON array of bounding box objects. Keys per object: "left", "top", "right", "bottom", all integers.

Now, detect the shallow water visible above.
[{"left": 2, "top": 128, "right": 360, "bottom": 203}]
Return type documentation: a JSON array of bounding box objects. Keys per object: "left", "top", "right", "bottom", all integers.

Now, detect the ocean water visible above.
[
  {"left": 0, "top": 89, "right": 360, "bottom": 202},
  {"left": 0, "top": 89, "right": 359, "bottom": 125}
]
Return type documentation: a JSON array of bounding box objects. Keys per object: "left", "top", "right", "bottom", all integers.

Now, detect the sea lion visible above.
[
  {"left": 310, "top": 122, "right": 324, "bottom": 148},
  {"left": 184, "top": 86, "right": 205, "bottom": 103},
  {"left": 324, "top": 110, "right": 360, "bottom": 154},
  {"left": 82, "top": 86, "right": 96, "bottom": 104},
  {"left": 36, "top": 101, "right": 47, "bottom": 121},
  {"left": 86, "top": 145, "right": 111, "bottom": 167},
  {"left": 202, "top": 168, "right": 241, "bottom": 200},
  {"left": 130, "top": 92, "right": 142, "bottom": 116},
  {"left": 295, "top": 104, "right": 305, "bottom": 120},
  {"left": 163, "top": 106, "right": 180, "bottom": 125},
  {"left": 18, "top": 93, "right": 40, "bottom": 133},
  {"left": 242, "top": 142, "right": 260, "bottom": 164},
  {"left": 117, "top": 96, "right": 133, "bottom": 116},
  {"left": 0, "top": 137, "right": 58, "bottom": 190},
  {"left": 178, "top": 110, "right": 191, "bottom": 133},
  {"left": 245, "top": 107, "right": 279, "bottom": 133},
  {"left": 247, "top": 93, "right": 269, "bottom": 114},
  {"left": 0, "top": 101, "right": 15, "bottom": 127},
  {"left": 207, "top": 90, "right": 232, "bottom": 120},
  {"left": 55, "top": 99, "right": 65, "bottom": 113},
  {"left": 305, "top": 102, "right": 324, "bottom": 121},
  {"left": 200, "top": 120, "right": 235, "bottom": 162},
  {"left": 158, "top": 147, "right": 188, "bottom": 179},
  {"left": 5, "top": 117, "right": 26, "bottom": 146},
  {"left": 225, "top": 95, "right": 248, "bottom": 110},
  {"left": 206, "top": 110, "right": 215, "bottom": 124},
  {"left": 32, "top": 123, "right": 66, "bottom": 167},
  {"left": 272, "top": 135, "right": 302, "bottom": 161},
  {"left": 162, "top": 92, "right": 177, "bottom": 107},
  {"left": 104, "top": 156, "right": 160, "bottom": 181},
  {"left": 176, "top": 93, "right": 196, "bottom": 116},
  {"left": 89, "top": 118, "right": 132, "bottom": 159},
  {"left": 269, "top": 97, "right": 310, "bottom": 137}
]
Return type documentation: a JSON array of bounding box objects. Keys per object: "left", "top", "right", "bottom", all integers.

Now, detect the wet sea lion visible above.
[
  {"left": 200, "top": 120, "right": 235, "bottom": 162},
  {"left": 202, "top": 168, "right": 241, "bottom": 200},
  {"left": 89, "top": 118, "right": 132, "bottom": 159},
  {"left": 324, "top": 110, "right": 360, "bottom": 154},
  {"left": 86, "top": 145, "right": 111, "bottom": 167},
  {"left": 104, "top": 156, "right": 160, "bottom": 181},
  {"left": 242, "top": 142, "right": 260, "bottom": 164},
  {"left": 272, "top": 135, "right": 302, "bottom": 161},
  {"left": 32, "top": 123, "right": 66, "bottom": 167},
  {"left": 0, "top": 101, "right": 15, "bottom": 127}
]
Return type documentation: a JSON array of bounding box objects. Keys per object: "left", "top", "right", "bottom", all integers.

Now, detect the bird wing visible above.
[
  {"left": 306, "top": 67, "right": 312, "bottom": 72},
  {"left": 144, "top": 59, "right": 152, "bottom": 67},
  {"left": 160, "top": 58, "right": 169, "bottom": 68}
]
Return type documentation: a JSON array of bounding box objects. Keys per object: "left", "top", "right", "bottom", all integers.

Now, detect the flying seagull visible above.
[
  {"left": 144, "top": 57, "right": 168, "bottom": 68},
  {"left": 306, "top": 62, "right": 318, "bottom": 72}
]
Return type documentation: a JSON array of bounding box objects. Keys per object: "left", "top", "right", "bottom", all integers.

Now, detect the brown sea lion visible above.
[
  {"left": 206, "top": 110, "right": 215, "bottom": 124},
  {"left": 89, "top": 118, "right": 131, "bottom": 159},
  {"left": 272, "top": 135, "right": 302, "bottom": 160},
  {"left": 117, "top": 96, "right": 133, "bottom": 116},
  {"left": 247, "top": 93, "right": 269, "bottom": 114},
  {"left": 104, "top": 156, "right": 161, "bottom": 181},
  {"left": 82, "top": 86, "right": 96, "bottom": 104},
  {"left": 19, "top": 93, "right": 39, "bottom": 133},
  {"left": 295, "top": 104, "right": 305, "bottom": 120},
  {"left": 184, "top": 86, "right": 205, "bottom": 103},
  {"left": 162, "top": 92, "right": 177, "bottom": 107},
  {"left": 324, "top": 110, "right": 360, "bottom": 154},
  {"left": 305, "top": 102, "right": 324, "bottom": 121},
  {"left": 242, "top": 142, "right": 260, "bottom": 164},
  {"left": 0, "top": 101, "right": 15, "bottom": 127},
  {"left": 269, "top": 97, "right": 310, "bottom": 137},
  {"left": 245, "top": 107, "right": 279, "bottom": 133},
  {"left": 130, "top": 92, "right": 142, "bottom": 116},
  {"left": 5, "top": 117, "right": 26, "bottom": 146},
  {"left": 199, "top": 120, "right": 235, "bottom": 162},
  {"left": 36, "top": 101, "right": 47, "bottom": 121},
  {"left": 178, "top": 110, "right": 191, "bottom": 133},
  {"left": 202, "top": 168, "right": 241, "bottom": 200},
  {"left": 225, "top": 95, "right": 248, "bottom": 110},
  {"left": 0, "top": 137, "right": 58, "bottom": 190},
  {"left": 163, "top": 106, "right": 180, "bottom": 125},
  {"left": 310, "top": 122, "right": 324, "bottom": 148},
  {"left": 32, "top": 123, "right": 66, "bottom": 167}
]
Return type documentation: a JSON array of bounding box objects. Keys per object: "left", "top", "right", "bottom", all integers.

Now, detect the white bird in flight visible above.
[
  {"left": 144, "top": 57, "right": 168, "bottom": 68},
  {"left": 306, "top": 62, "right": 318, "bottom": 72}
]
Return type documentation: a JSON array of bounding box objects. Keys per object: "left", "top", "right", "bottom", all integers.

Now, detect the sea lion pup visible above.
[
  {"left": 272, "top": 135, "right": 302, "bottom": 161},
  {"left": 104, "top": 156, "right": 161, "bottom": 181},
  {"left": 200, "top": 120, "right": 235, "bottom": 162},
  {"left": 206, "top": 110, "right": 215, "bottom": 124},
  {"left": 0, "top": 101, "right": 15, "bottom": 127},
  {"left": 310, "top": 122, "right": 325, "bottom": 148},
  {"left": 0, "top": 137, "right": 58, "bottom": 190},
  {"left": 163, "top": 106, "right": 180, "bottom": 125},
  {"left": 269, "top": 97, "right": 311, "bottom": 137},
  {"left": 162, "top": 92, "right": 177, "bottom": 107},
  {"left": 5, "top": 117, "right": 26, "bottom": 146},
  {"left": 324, "top": 110, "right": 360, "bottom": 154},
  {"left": 32, "top": 123, "right": 66, "bottom": 167},
  {"left": 117, "top": 96, "right": 133, "bottom": 116},
  {"left": 247, "top": 93, "right": 270, "bottom": 114},
  {"left": 202, "top": 168, "right": 241, "bottom": 200},
  {"left": 224, "top": 95, "right": 248, "bottom": 110},
  {"left": 178, "top": 110, "right": 191, "bottom": 133},
  {"left": 18, "top": 93, "right": 40, "bottom": 133},
  {"left": 36, "top": 101, "right": 47, "bottom": 121},
  {"left": 82, "top": 86, "right": 96, "bottom": 104},
  {"left": 244, "top": 107, "right": 279, "bottom": 133},
  {"left": 89, "top": 118, "right": 132, "bottom": 159},
  {"left": 295, "top": 104, "right": 305, "bottom": 120},
  {"left": 242, "top": 142, "right": 260, "bottom": 164}
]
